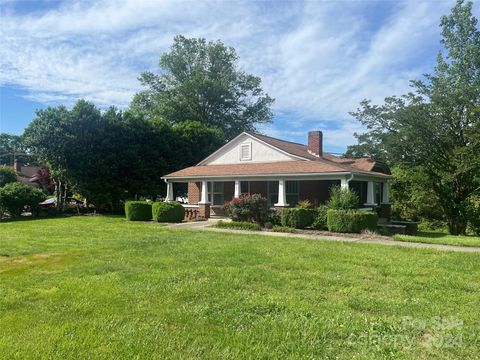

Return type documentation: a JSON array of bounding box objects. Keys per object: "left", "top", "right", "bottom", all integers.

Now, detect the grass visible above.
[
  {"left": 0, "top": 216, "right": 479, "bottom": 359},
  {"left": 394, "top": 231, "right": 480, "bottom": 248}
]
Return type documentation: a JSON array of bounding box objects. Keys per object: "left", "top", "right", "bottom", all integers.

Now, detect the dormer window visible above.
[{"left": 239, "top": 142, "right": 252, "bottom": 161}]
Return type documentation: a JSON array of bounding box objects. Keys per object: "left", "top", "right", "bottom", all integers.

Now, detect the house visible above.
[
  {"left": 11, "top": 160, "right": 41, "bottom": 187},
  {"left": 10, "top": 160, "right": 53, "bottom": 193},
  {"left": 162, "top": 131, "right": 391, "bottom": 219}
]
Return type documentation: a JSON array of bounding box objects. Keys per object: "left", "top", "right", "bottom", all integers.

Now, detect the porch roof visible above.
[{"left": 162, "top": 160, "right": 390, "bottom": 180}]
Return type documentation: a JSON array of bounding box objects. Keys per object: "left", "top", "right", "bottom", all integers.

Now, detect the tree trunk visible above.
[{"left": 447, "top": 216, "right": 467, "bottom": 235}]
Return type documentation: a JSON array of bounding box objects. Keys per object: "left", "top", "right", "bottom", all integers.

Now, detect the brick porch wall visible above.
[{"left": 188, "top": 182, "right": 201, "bottom": 204}]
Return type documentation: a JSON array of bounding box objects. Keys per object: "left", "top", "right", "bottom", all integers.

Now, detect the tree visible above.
[
  {"left": 389, "top": 165, "right": 444, "bottom": 223},
  {"left": 24, "top": 100, "right": 224, "bottom": 211},
  {"left": 131, "top": 35, "right": 274, "bottom": 140},
  {"left": 0, "top": 165, "right": 17, "bottom": 187},
  {"left": 346, "top": 0, "right": 480, "bottom": 234},
  {"left": 0, "top": 133, "right": 31, "bottom": 165},
  {"left": 23, "top": 105, "right": 74, "bottom": 211}
]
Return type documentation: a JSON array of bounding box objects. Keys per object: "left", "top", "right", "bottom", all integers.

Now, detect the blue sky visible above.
[{"left": 1, "top": 0, "right": 477, "bottom": 153}]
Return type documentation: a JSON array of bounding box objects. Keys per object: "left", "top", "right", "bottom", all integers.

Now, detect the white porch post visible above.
[
  {"left": 365, "top": 180, "right": 376, "bottom": 206},
  {"left": 199, "top": 181, "right": 209, "bottom": 204},
  {"left": 340, "top": 177, "right": 349, "bottom": 190},
  {"left": 234, "top": 180, "right": 240, "bottom": 198},
  {"left": 274, "top": 179, "right": 289, "bottom": 207},
  {"left": 382, "top": 181, "right": 390, "bottom": 204},
  {"left": 164, "top": 181, "right": 174, "bottom": 202}
]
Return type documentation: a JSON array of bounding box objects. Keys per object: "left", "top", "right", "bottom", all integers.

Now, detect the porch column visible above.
[
  {"left": 234, "top": 180, "right": 240, "bottom": 198},
  {"left": 198, "top": 180, "right": 210, "bottom": 219},
  {"left": 340, "top": 177, "right": 349, "bottom": 190},
  {"left": 164, "top": 181, "right": 174, "bottom": 202},
  {"left": 199, "top": 181, "right": 209, "bottom": 204},
  {"left": 365, "top": 180, "right": 376, "bottom": 206},
  {"left": 382, "top": 181, "right": 390, "bottom": 204},
  {"left": 274, "top": 179, "right": 289, "bottom": 207}
]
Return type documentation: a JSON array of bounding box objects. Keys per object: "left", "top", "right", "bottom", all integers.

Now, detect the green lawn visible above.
[
  {"left": 1, "top": 216, "right": 479, "bottom": 359},
  {"left": 394, "top": 231, "right": 480, "bottom": 248}
]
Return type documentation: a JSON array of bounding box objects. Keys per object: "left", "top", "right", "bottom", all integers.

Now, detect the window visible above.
[
  {"left": 375, "top": 182, "right": 382, "bottom": 205},
  {"left": 268, "top": 181, "right": 299, "bottom": 206},
  {"left": 240, "top": 181, "right": 250, "bottom": 194},
  {"left": 239, "top": 142, "right": 252, "bottom": 161},
  {"left": 286, "top": 181, "right": 299, "bottom": 205},
  {"left": 268, "top": 181, "right": 278, "bottom": 206},
  {"left": 208, "top": 182, "right": 224, "bottom": 206}
]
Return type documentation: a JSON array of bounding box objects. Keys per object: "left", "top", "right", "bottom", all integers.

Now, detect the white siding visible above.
[{"left": 204, "top": 134, "right": 296, "bottom": 165}]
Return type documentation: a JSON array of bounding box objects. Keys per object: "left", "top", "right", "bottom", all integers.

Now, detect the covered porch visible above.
[{"left": 164, "top": 173, "right": 391, "bottom": 219}]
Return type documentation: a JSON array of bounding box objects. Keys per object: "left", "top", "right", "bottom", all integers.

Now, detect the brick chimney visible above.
[
  {"left": 13, "top": 160, "right": 22, "bottom": 172},
  {"left": 307, "top": 131, "right": 323, "bottom": 157}
]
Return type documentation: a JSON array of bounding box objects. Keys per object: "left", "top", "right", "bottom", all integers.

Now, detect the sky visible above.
[{"left": 1, "top": 0, "right": 477, "bottom": 153}]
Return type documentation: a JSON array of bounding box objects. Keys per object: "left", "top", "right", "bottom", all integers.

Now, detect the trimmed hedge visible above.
[
  {"left": 327, "top": 209, "right": 378, "bottom": 233},
  {"left": 125, "top": 201, "right": 152, "bottom": 221},
  {"left": 272, "top": 226, "right": 296, "bottom": 233},
  {"left": 313, "top": 205, "right": 329, "bottom": 230},
  {"left": 215, "top": 220, "right": 261, "bottom": 231},
  {"left": 152, "top": 202, "right": 185, "bottom": 223},
  {"left": 280, "top": 208, "right": 315, "bottom": 229}
]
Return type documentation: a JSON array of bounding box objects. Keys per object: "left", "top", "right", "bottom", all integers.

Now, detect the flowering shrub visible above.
[{"left": 223, "top": 193, "right": 269, "bottom": 224}]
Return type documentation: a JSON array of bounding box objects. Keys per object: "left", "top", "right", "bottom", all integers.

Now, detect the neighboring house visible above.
[
  {"left": 162, "top": 131, "right": 391, "bottom": 218},
  {"left": 10, "top": 160, "right": 53, "bottom": 193},
  {"left": 12, "top": 160, "right": 41, "bottom": 187}
]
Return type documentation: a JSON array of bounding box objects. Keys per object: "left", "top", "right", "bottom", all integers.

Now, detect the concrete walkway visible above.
[{"left": 166, "top": 220, "right": 480, "bottom": 253}]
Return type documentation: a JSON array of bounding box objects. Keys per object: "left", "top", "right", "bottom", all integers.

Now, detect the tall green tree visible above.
[
  {"left": 131, "top": 35, "right": 274, "bottom": 140},
  {"left": 346, "top": 0, "right": 480, "bottom": 234},
  {"left": 24, "top": 100, "right": 224, "bottom": 210}
]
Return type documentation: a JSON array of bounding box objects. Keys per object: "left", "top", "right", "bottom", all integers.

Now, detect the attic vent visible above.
[{"left": 239, "top": 142, "right": 252, "bottom": 161}]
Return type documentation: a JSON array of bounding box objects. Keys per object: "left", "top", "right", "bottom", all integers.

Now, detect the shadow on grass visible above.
[{"left": 0, "top": 213, "right": 125, "bottom": 223}]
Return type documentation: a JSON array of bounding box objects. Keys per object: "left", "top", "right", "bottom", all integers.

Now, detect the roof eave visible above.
[{"left": 162, "top": 171, "right": 391, "bottom": 181}]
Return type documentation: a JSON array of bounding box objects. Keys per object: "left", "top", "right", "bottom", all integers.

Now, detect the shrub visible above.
[
  {"left": 215, "top": 220, "right": 261, "bottom": 231},
  {"left": 297, "top": 199, "right": 314, "bottom": 209},
  {"left": 124, "top": 201, "right": 152, "bottom": 221},
  {"left": 280, "top": 208, "right": 315, "bottom": 229},
  {"left": 224, "top": 194, "right": 269, "bottom": 224},
  {"left": 152, "top": 201, "right": 185, "bottom": 223},
  {"left": 328, "top": 186, "right": 359, "bottom": 210},
  {"left": 313, "top": 205, "right": 329, "bottom": 230},
  {"left": 272, "top": 226, "right": 296, "bottom": 233},
  {"left": 267, "top": 209, "right": 281, "bottom": 226},
  {"left": 0, "top": 182, "right": 46, "bottom": 218},
  {"left": 0, "top": 165, "right": 17, "bottom": 187},
  {"left": 327, "top": 209, "right": 378, "bottom": 233}
]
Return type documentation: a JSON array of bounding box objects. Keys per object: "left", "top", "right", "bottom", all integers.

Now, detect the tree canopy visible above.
[
  {"left": 0, "top": 133, "right": 32, "bottom": 165},
  {"left": 24, "top": 100, "right": 224, "bottom": 210},
  {"left": 346, "top": 0, "right": 480, "bottom": 234},
  {"left": 130, "top": 35, "right": 274, "bottom": 140}
]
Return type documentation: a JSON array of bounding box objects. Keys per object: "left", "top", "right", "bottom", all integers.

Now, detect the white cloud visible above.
[{"left": 0, "top": 0, "right": 468, "bottom": 150}]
